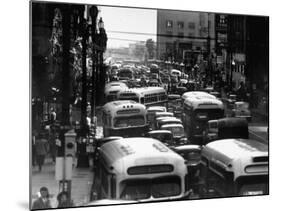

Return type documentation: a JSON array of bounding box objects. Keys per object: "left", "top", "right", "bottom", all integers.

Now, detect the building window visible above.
[
  {"left": 188, "top": 22, "right": 195, "bottom": 29},
  {"left": 166, "top": 31, "right": 173, "bottom": 38},
  {"left": 178, "top": 21, "right": 184, "bottom": 29},
  {"left": 178, "top": 32, "right": 184, "bottom": 38},
  {"left": 188, "top": 32, "right": 195, "bottom": 37},
  {"left": 166, "top": 20, "right": 173, "bottom": 28}
]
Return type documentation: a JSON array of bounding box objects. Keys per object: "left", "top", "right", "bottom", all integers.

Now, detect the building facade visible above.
[{"left": 156, "top": 9, "right": 215, "bottom": 68}]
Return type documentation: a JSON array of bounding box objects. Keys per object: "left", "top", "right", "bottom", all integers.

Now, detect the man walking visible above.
[{"left": 35, "top": 133, "right": 49, "bottom": 172}]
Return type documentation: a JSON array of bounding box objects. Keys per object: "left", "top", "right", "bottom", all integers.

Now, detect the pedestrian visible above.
[
  {"left": 57, "top": 191, "right": 74, "bottom": 208},
  {"left": 49, "top": 108, "right": 56, "bottom": 124},
  {"left": 236, "top": 81, "right": 247, "bottom": 101},
  {"left": 35, "top": 132, "right": 49, "bottom": 172},
  {"left": 32, "top": 130, "right": 37, "bottom": 167},
  {"left": 49, "top": 126, "right": 57, "bottom": 163},
  {"left": 32, "top": 187, "right": 52, "bottom": 210}
]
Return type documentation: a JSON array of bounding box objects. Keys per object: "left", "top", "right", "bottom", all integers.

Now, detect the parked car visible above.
[{"left": 231, "top": 101, "right": 252, "bottom": 122}]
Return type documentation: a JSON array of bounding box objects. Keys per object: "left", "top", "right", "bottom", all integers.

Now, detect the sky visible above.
[{"left": 98, "top": 6, "right": 157, "bottom": 48}]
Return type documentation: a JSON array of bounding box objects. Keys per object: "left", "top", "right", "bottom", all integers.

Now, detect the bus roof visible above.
[
  {"left": 99, "top": 138, "right": 186, "bottom": 174},
  {"left": 105, "top": 82, "right": 128, "bottom": 94},
  {"left": 172, "top": 144, "right": 202, "bottom": 152},
  {"left": 161, "top": 124, "right": 184, "bottom": 129},
  {"left": 211, "top": 117, "right": 248, "bottom": 128},
  {"left": 118, "top": 87, "right": 166, "bottom": 96},
  {"left": 147, "top": 106, "right": 167, "bottom": 112},
  {"left": 183, "top": 96, "right": 224, "bottom": 109},
  {"left": 202, "top": 139, "right": 268, "bottom": 168},
  {"left": 182, "top": 91, "right": 216, "bottom": 100},
  {"left": 148, "top": 130, "right": 172, "bottom": 135},
  {"left": 103, "top": 100, "right": 146, "bottom": 114},
  {"left": 158, "top": 118, "right": 182, "bottom": 124}
]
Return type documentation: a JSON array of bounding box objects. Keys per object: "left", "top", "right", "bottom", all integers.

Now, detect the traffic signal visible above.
[{"left": 64, "top": 129, "right": 77, "bottom": 157}]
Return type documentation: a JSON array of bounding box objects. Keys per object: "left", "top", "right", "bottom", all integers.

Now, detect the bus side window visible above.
[{"left": 111, "top": 175, "right": 116, "bottom": 198}]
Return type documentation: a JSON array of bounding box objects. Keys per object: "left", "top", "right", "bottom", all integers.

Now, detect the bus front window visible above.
[
  {"left": 120, "top": 180, "right": 151, "bottom": 200},
  {"left": 194, "top": 109, "right": 224, "bottom": 121},
  {"left": 114, "top": 116, "right": 145, "bottom": 128},
  {"left": 120, "top": 176, "right": 181, "bottom": 200},
  {"left": 152, "top": 176, "right": 181, "bottom": 198},
  {"left": 236, "top": 175, "right": 269, "bottom": 196}
]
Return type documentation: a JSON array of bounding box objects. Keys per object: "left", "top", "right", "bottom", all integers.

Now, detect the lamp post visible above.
[
  {"left": 97, "top": 17, "right": 107, "bottom": 106},
  {"left": 89, "top": 6, "right": 98, "bottom": 126}
]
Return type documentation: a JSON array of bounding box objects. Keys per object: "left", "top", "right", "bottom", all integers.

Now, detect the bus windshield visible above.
[
  {"left": 236, "top": 175, "right": 269, "bottom": 196},
  {"left": 120, "top": 176, "right": 181, "bottom": 200},
  {"left": 114, "top": 115, "right": 145, "bottom": 128},
  {"left": 194, "top": 109, "right": 224, "bottom": 121}
]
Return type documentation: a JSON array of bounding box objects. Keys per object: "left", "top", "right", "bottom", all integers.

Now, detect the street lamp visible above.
[
  {"left": 89, "top": 6, "right": 98, "bottom": 126},
  {"left": 98, "top": 17, "right": 104, "bottom": 29},
  {"left": 97, "top": 17, "right": 107, "bottom": 106}
]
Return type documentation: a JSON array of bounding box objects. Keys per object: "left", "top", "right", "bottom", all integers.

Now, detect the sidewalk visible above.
[{"left": 31, "top": 157, "right": 94, "bottom": 208}]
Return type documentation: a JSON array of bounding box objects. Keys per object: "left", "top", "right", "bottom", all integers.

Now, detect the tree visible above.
[{"left": 145, "top": 39, "right": 155, "bottom": 59}]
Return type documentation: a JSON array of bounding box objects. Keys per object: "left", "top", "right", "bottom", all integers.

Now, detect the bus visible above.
[
  {"left": 182, "top": 96, "right": 224, "bottom": 144},
  {"left": 102, "top": 100, "right": 149, "bottom": 137},
  {"left": 181, "top": 91, "right": 216, "bottom": 103},
  {"left": 92, "top": 137, "right": 190, "bottom": 202},
  {"left": 118, "top": 68, "right": 134, "bottom": 80},
  {"left": 104, "top": 82, "right": 128, "bottom": 102},
  {"left": 203, "top": 117, "right": 249, "bottom": 144},
  {"left": 117, "top": 87, "right": 168, "bottom": 108},
  {"left": 199, "top": 139, "right": 268, "bottom": 198}
]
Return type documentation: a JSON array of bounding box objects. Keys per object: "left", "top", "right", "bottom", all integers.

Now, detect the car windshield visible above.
[{"left": 120, "top": 176, "right": 181, "bottom": 200}]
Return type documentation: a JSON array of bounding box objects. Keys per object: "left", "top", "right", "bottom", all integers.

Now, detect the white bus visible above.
[
  {"left": 104, "top": 82, "right": 128, "bottom": 102},
  {"left": 102, "top": 100, "right": 149, "bottom": 137},
  {"left": 182, "top": 96, "right": 224, "bottom": 144},
  {"left": 92, "top": 137, "right": 190, "bottom": 202},
  {"left": 199, "top": 139, "right": 268, "bottom": 198},
  {"left": 117, "top": 87, "right": 168, "bottom": 107},
  {"left": 181, "top": 91, "right": 216, "bottom": 103}
]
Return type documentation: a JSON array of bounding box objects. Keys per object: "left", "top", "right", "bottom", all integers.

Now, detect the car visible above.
[
  {"left": 231, "top": 101, "right": 252, "bottom": 122},
  {"left": 157, "top": 117, "right": 182, "bottom": 130},
  {"left": 147, "top": 106, "right": 167, "bottom": 130},
  {"left": 225, "top": 94, "right": 237, "bottom": 109},
  {"left": 147, "top": 130, "right": 174, "bottom": 146},
  {"left": 160, "top": 123, "right": 188, "bottom": 146}
]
